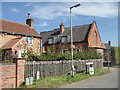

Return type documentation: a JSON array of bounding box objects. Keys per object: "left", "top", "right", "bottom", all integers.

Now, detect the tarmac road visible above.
[{"left": 60, "top": 67, "right": 118, "bottom": 88}]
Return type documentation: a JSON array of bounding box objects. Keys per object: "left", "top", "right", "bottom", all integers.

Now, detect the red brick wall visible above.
[
  {"left": 16, "top": 59, "right": 25, "bottom": 87},
  {"left": 44, "top": 42, "right": 87, "bottom": 52},
  {"left": 0, "top": 64, "right": 2, "bottom": 90},
  {"left": 88, "top": 22, "right": 104, "bottom": 48},
  {"left": 0, "top": 35, "right": 41, "bottom": 55},
  {"left": 0, "top": 59, "right": 25, "bottom": 89},
  {"left": 1, "top": 63, "right": 16, "bottom": 88}
]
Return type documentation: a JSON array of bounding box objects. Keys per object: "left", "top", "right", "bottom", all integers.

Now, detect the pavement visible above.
[{"left": 60, "top": 67, "right": 118, "bottom": 88}]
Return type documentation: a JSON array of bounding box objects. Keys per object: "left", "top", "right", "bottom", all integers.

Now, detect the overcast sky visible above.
[{"left": 1, "top": 2, "right": 118, "bottom": 46}]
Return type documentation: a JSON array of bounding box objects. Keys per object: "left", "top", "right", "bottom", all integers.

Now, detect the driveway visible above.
[{"left": 60, "top": 67, "right": 118, "bottom": 88}]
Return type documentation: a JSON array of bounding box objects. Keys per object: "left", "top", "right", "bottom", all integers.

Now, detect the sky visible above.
[{"left": 1, "top": 2, "right": 118, "bottom": 46}]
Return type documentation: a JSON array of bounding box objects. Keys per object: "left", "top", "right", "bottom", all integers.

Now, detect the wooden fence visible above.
[{"left": 24, "top": 59, "right": 103, "bottom": 80}]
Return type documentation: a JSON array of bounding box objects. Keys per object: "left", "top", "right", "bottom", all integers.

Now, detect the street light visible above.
[
  {"left": 70, "top": 4, "right": 81, "bottom": 77},
  {"left": 108, "top": 41, "right": 111, "bottom": 69}
]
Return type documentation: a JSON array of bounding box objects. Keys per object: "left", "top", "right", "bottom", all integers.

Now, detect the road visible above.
[{"left": 60, "top": 67, "right": 118, "bottom": 88}]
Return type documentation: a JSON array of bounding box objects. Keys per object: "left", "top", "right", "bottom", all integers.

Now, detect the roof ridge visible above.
[
  {"left": 40, "top": 23, "right": 92, "bottom": 33},
  {"left": 65, "top": 23, "right": 92, "bottom": 29},
  {"left": 40, "top": 29, "right": 58, "bottom": 33},
  {"left": 1, "top": 19, "right": 29, "bottom": 26}
]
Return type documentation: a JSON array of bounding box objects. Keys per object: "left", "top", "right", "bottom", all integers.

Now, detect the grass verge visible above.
[{"left": 19, "top": 69, "right": 110, "bottom": 88}]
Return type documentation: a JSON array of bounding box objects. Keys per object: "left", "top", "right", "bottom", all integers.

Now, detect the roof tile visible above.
[
  {"left": 0, "top": 19, "right": 39, "bottom": 36},
  {"left": 2, "top": 38, "right": 21, "bottom": 49}
]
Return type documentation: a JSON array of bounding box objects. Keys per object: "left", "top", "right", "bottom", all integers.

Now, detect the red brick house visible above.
[
  {"left": 40, "top": 21, "right": 106, "bottom": 55},
  {"left": 0, "top": 13, "right": 42, "bottom": 61}
]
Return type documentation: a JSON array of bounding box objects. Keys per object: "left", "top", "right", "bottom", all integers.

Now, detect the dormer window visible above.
[
  {"left": 48, "top": 38, "right": 54, "bottom": 44},
  {"left": 26, "top": 37, "right": 33, "bottom": 45},
  {"left": 61, "top": 36, "right": 67, "bottom": 43}
]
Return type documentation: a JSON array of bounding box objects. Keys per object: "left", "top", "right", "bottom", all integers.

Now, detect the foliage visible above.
[
  {"left": 4, "top": 60, "right": 13, "bottom": 63},
  {"left": 73, "top": 48, "right": 102, "bottom": 60},
  {"left": 19, "top": 69, "right": 110, "bottom": 88},
  {"left": 111, "top": 47, "right": 120, "bottom": 64},
  {"left": 0, "top": 48, "right": 4, "bottom": 55},
  {"left": 0, "top": 48, "right": 4, "bottom": 59},
  {"left": 0, "top": 48, "right": 10, "bottom": 62},
  {"left": 26, "top": 48, "right": 102, "bottom": 61}
]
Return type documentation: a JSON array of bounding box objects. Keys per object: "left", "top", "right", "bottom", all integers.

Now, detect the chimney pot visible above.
[
  {"left": 60, "top": 23, "right": 64, "bottom": 33},
  {"left": 28, "top": 13, "right": 30, "bottom": 19}
]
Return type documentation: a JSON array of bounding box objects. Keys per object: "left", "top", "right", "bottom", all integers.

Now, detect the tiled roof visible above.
[
  {"left": 0, "top": 19, "right": 40, "bottom": 36},
  {"left": 2, "top": 38, "right": 21, "bottom": 49},
  {"left": 40, "top": 23, "right": 92, "bottom": 45}
]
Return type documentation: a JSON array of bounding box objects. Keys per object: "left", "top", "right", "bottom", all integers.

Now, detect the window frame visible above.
[
  {"left": 18, "top": 49, "right": 27, "bottom": 58},
  {"left": 61, "top": 36, "right": 68, "bottom": 43},
  {"left": 48, "top": 37, "right": 54, "bottom": 44},
  {"left": 26, "top": 37, "right": 33, "bottom": 45}
]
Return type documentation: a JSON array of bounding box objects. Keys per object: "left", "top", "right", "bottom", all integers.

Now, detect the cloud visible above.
[
  {"left": 2, "top": 0, "right": 119, "bottom": 2},
  {"left": 30, "top": 3, "right": 69, "bottom": 20},
  {"left": 27, "top": 2, "right": 117, "bottom": 20},
  {"left": 11, "top": 8, "right": 19, "bottom": 12},
  {"left": 72, "top": 2, "right": 118, "bottom": 18},
  {"left": 35, "top": 22, "right": 48, "bottom": 27},
  {"left": 24, "top": 3, "right": 33, "bottom": 7}
]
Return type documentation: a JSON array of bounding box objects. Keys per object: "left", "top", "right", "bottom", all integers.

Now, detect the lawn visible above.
[{"left": 19, "top": 69, "right": 110, "bottom": 88}]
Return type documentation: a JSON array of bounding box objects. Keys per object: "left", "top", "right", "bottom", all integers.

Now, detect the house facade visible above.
[
  {"left": 0, "top": 13, "right": 42, "bottom": 61},
  {"left": 40, "top": 21, "right": 106, "bottom": 55}
]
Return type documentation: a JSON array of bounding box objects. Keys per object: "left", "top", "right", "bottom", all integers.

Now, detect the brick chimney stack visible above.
[
  {"left": 108, "top": 41, "right": 111, "bottom": 46},
  {"left": 60, "top": 23, "right": 64, "bottom": 33},
  {"left": 26, "top": 13, "right": 34, "bottom": 28}
]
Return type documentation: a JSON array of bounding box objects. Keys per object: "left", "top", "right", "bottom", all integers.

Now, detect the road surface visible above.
[{"left": 60, "top": 67, "right": 118, "bottom": 88}]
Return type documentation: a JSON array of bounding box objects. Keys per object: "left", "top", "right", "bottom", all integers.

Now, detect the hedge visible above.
[{"left": 26, "top": 48, "right": 102, "bottom": 61}]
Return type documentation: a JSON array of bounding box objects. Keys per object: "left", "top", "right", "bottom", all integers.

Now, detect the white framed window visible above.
[
  {"left": 61, "top": 36, "right": 67, "bottom": 43},
  {"left": 48, "top": 38, "right": 54, "bottom": 44},
  {"left": 18, "top": 49, "right": 26, "bottom": 58},
  {"left": 26, "top": 37, "right": 33, "bottom": 45}
]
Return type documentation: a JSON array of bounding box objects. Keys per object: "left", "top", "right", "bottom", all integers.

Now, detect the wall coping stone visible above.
[{"left": 1, "top": 63, "right": 16, "bottom": 65}]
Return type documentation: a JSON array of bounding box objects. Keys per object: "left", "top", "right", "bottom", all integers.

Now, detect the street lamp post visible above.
[
  {"left": 108, "top": 41, "right": 111, "bottom": 69},
  {"left": 70, "top": 4, "right": 80, "bottom": 77}
]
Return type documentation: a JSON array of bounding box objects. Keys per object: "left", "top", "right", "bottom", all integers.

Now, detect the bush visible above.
[
  {"left": 26, "top": 48, "right": 102, "bottom": 61},
  {"left": 111, "top": 47, "right": 120, "bottom": 64}
]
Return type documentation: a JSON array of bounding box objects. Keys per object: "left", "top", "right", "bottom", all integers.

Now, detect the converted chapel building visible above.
[
  {"left": 40, "top": 21, "right": 106, "bottom": 55},
  {"left": 0, "top": 13, "right": 42, "bottom": 61}
]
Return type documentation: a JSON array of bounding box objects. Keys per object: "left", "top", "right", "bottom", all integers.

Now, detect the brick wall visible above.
[
  {"left": 88, "top": 22, "right": 103, "bottom": 48},
  {"left": 0, "top": 59, "right": 25, "bottom": 89},
  {"left": 16, "top": 59, "right": 25, "bottom": 87},
  {"left": 0, "top": 64, "right": 2, "bottom": 90},
  {"left": 44, "top": 42, "right": 87, "bottom": 52},
  {"left": 0, "top": 35, "right": 41, "bottom": 54},
  {"left": 1, "top": 63, "right": 16, "bottom": 88}
]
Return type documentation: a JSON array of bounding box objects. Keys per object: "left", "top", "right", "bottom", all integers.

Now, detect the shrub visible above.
[{"left": 26, "top": 48, "right": 102, "bottom": 61}]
